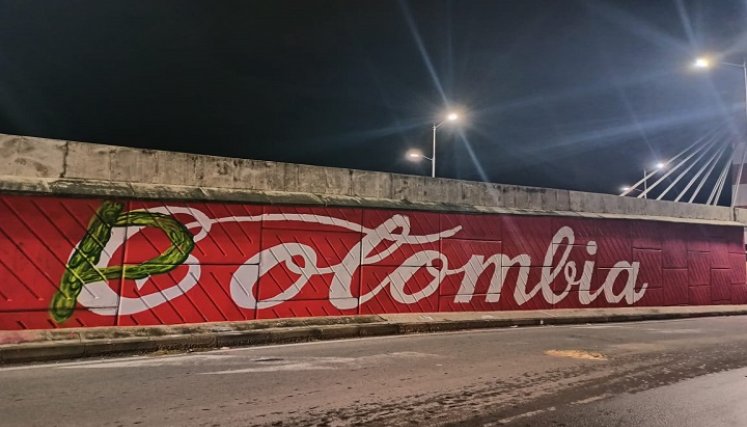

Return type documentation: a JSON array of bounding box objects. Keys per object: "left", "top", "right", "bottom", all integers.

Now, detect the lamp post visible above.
[
  {"left": 693, "top": 56, "right": 747, "bottom": 207},
  {"left": 406, "top": 112, "right": 460, "bottom": 177},
  {"left": 431, "top": 112, "right": 459, "bottom": 177},
  {"left": 620, "top": 161, "right": 665, "bottom": 198},
  {"left": 641, "top": 161, "right": 666, "bottom": 199}
]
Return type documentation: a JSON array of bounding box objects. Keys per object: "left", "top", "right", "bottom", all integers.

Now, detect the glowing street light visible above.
[
  {"left": 693, "top": 57, "right": 711, "bottom": 69},
  {"left": 620, "top": 186, "right": 643, "bottom": 195},
  {"left": 620, "top": 161, "right": 667, "bottom": 198},
  {"left": 405, "top": 111, "right": 462, "bottom": 177},
  {"left": 620, "top": 186, "right": 643, "bottom": 194},
  {"left": 693, "top": 54, "right": 747, "bottom": 207},
  {"left": 406, "top": 148, "right": 431, "bottom": 162},
  {"left": 641, "top": 161, "right": 666, "bottom": 198}
]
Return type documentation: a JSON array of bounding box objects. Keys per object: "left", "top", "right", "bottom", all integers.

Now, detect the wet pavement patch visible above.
[{"left": 544, "top": 349, "right": 607, "bottom": 361}]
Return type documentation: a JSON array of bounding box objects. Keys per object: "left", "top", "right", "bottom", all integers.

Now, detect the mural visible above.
[
  {"left": 51, "top": 201, "right": 194, "bottom": 323},
  {"left": 0, "top": 194, "right": 745, "bottom": 330}
]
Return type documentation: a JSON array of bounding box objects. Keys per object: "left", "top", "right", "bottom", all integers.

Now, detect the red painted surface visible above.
[{"left": 0, "top": 194, "right": 744, "bottom": 330}]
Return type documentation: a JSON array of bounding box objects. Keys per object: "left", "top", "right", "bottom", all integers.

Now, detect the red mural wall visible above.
[{"left": 0, "top": 194, "right": 745, "bottom": 330}]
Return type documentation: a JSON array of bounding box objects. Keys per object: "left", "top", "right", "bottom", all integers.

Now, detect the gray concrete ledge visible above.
[
  {"left": 2, "top": 306, "right": 747, "bottom": 364},
  {"left": 2, "top": 174, "right": 745, "bottom": 227},
  {"left": 1, "top": 132, "right": 745, "bottom": 225},
  {"left": 0, "top": 175, "right": 743, "bottom": 227}
]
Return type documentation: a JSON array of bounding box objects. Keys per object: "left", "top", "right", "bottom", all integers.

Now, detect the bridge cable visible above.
[
  {"left": 680, "top": 141, "right": 729, "bottom": 203},
  {"left": 619, "top": 125, "right": 722, "bottom": 197},
  {"left": 708, "top": 152, "right": 733, "bottom": 205},
  {"left": 657, "top": 132, "right": 725, "bottom": 200},
  {"left": 638, "top": 131, "right": 721, "bottom": 199}
]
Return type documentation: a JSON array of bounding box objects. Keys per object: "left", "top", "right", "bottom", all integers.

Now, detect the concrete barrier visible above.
[
  {"left": 2, "top": 132, "right": 743, "bottom": 222},
  {"left": 0, "top": 132, "right": 745, "bottom": 331}
]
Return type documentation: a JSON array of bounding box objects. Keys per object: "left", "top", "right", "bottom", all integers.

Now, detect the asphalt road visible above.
[{"left": 3, "top": 316, "right": 747, "bottom": 426}]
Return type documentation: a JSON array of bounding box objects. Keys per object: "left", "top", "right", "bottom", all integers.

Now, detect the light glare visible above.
[
  {"left": 693, "top": 57, "right": 710, "bottom": 69},
  {"left": 406, "top": 149, "right": 423, "bottom": 161},
  {"left": 447, "top": 112, "right": 459, "bottom": 121}
]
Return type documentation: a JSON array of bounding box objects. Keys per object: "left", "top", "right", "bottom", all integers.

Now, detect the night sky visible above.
[{"left": 1, "top": 0, "right": 745, "bottom": 194}]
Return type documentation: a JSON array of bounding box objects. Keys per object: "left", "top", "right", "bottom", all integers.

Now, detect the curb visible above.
[{"left": 2, "top": 309, "right": 747, "bottom": 365}]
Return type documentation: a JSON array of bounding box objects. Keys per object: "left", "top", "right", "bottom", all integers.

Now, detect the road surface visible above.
[{"left": 2, "top": 316, "right": 747, "bottom": 426}]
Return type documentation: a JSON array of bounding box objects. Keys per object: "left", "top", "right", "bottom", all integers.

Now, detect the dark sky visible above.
[{"left": 1, "top": 0, "right": 745, "bottom": 194}]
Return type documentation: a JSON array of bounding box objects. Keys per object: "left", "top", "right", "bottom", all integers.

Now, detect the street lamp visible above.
[
  {"left": 620, "top": 186, "right": 643, "bottom": 195},
  {"left": 693, "top": 55, "right": 747, "bottom": 207},
  {"left": 405, "top": 112, "right": 461, "bottom": 177},
  {"left": 693, "top": 57, "right": 710, "bottom": 69},
  {"left": 641, "top": 161, "right": 666, "bottom": 198},
  {"left": 620, "top": 161, "right": 666, "bottom": 198},
  {"left": 406, "top": 148, "right": 432, "bottom": 162},
  {"left": 430, "top": 112, "right": 460, "bottom": 177},
  {"left": 692, "top": 57, "right": 747, "bottom": 108}
]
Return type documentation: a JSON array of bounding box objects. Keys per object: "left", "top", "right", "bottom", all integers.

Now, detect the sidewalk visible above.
[{"left": 2, "top": 305, "right": 747, "bottom": 364}]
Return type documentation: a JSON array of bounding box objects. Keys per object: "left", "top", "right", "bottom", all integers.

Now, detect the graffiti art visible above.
[{"left": 0, "top": 195, "right": 744, "bottom": 330}]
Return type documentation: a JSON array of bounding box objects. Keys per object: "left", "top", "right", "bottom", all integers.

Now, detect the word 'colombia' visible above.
[{"left": 52, "top": 202, "right": 646, "bottom": 321}]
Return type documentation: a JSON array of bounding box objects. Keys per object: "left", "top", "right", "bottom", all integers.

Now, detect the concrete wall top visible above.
[{"left": 1, "top": 132, "right": 744, "bottom": 226}]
